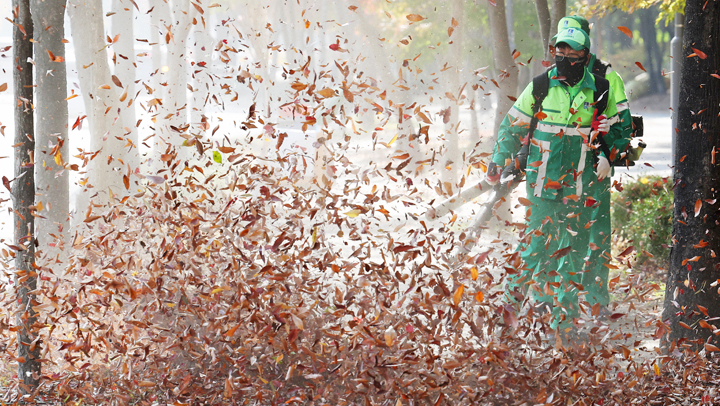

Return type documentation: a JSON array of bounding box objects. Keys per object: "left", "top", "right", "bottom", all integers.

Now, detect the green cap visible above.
[
  {"left": 558, "top": 16, "right": 590, "bottom": 35},
  {"left": 554, "top": 27, "right": 590, "bottom": 51},
  {"left": 551, "top": 16, "right": 591, "bottom": 43}
]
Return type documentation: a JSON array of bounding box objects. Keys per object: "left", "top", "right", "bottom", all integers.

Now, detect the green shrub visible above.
[{"left": 612, "top": 175, "right": 673, "bottom": 266}]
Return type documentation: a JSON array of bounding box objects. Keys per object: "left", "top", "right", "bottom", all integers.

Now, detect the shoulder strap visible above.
[
  {"left": 527, "top": 70, "right": 551, "bottom": 145},
  {"left": 592, "top": 74, "right": 613, "bottom": 161},
  {"left": 592, "top": 59, "right": 610, "bottom": 78}
]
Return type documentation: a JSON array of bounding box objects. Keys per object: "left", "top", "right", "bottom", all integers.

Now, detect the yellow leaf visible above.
[
  {"left": 653, "top": 363, "right": 660, "bottom": 376},
  {"left": 387, "top": 133, "right": 398, "bottom": 146},
  {"left": 344, "top": 209, "right": 361, "bottom": 218},
  {"left": 211, "top": 287, "right": 224, "bottom": 295},
  {"left": 54, "top": 152, "right": 63, "bottom": 166},
  {"left": 453, "top": 285, "right": 464, "bottom": 306},
  {"left": 65, "top": 94, "right": 78, "bottom": 101},
  {"left": 470, "top": 267, "right": 478, "bottom": 281},
  {"left": 36, "top": 201, "right": 43, "bottom": 212},
  {"left": 312, "top": 226, "right": 318, "bottom": 245}
]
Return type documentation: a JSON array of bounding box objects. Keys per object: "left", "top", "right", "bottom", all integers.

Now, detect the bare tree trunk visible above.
[
  {"left": 549, "top": 0, "right": 566, "bottom": 42},
  {"left": 68, "top": 0, "right": 129, "bottom": 211},
  {"left": 13, "top": 0, "right": 40, "bottom": 392},
  {"left": 32, "top": 0, "right": 69, "bottom": 265},
  {"left": 662, "top": 0, "right": 720, "bottom": 351},
  {"left": 111, "top": 0, "right": 139, "bottom": 170},
  {"left": 486, "top": 0, "right": 518, "bottom": 135},
  {"left": 639, "top": 7, "right": 666, "bottom": 95},
  {"left": 535, "top": 0, "right": 552, "bottom": 59}
]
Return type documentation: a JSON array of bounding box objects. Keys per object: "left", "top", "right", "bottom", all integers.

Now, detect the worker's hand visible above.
[
  {"left": 591, "top": 113, "right": 609, "bottom": 134},
  {"left": 596, "top": 155, "right": 611, "bottom": 181},
  {"left": 486, "top": 162, "right": 501, "bottom": 185}
]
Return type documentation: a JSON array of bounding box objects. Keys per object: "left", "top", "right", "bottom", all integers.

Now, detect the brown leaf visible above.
[
  {"left": 550, "top": 245, "right": 571, "bottom": 259},
  {"left": 0, "top": 83, "right": 6, "bottom": 92},
  {"left": 705, "top": 343, "right": 720, "bottom": 352},
  {"left": 406, "top": 14, "right": 425, "bottom": 22}
]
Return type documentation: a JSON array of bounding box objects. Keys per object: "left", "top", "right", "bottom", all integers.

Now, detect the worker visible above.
[
  {"left": 486, "top": 28, "right": 632, "bottom": 330},
  {"left": 554, "top": 16, "right": 635, "bottom": 316}
]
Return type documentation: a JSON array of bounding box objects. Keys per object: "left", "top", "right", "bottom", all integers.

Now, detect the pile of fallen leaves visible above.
[{"left": 0, "top": 143, "right": 713, "bottom": 405}]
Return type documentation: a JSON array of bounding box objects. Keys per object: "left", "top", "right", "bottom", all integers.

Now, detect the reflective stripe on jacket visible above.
[{"left": 491, "top": 67, "right": 631, "bottom": 199}]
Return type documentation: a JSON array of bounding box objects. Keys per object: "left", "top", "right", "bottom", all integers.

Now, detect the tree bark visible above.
[
  {"left": 662, "top": 0, "right": 720, "bottom": 352},
  {"left": 13, "top": 0, "right": 40, "bottom": 392},
  {"left": 486, "top": 0, "right": 518, "bottom": 135},
  {"left": 535, "top": 0, "right": 552, "bottom": 60},
  {"left": 31, "top": 0, "right": 69, "bottom": 265},
  {"left": 549, "top": 0, "right": 566, "bottom": 43}
]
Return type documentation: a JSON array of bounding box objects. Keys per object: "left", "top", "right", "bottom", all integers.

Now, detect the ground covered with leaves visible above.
[{"left": 2, "top": 2, "right": 719, "bottom": 405}]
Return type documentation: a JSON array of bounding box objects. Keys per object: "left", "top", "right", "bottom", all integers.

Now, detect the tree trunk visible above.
[
  {"left": 535, "top": 0, "right": 552, "bottom": 60},
  {"left": 549, "top": 0, "right": 566, "bottom": 43},
  {"left": 111, "top": 0, "right": 139, "bottom": 170},
  {"left": 639, "top": 7, "right": 666, "bottom": 95},
  {"left": 486, "top": 0, "right": 518, "bottom": 135},
  {"left": 68, "top": 0, "right": 129, "bottom": 211},
  {"left": 13, "top": 0, "right": 40, "bottom": 392},
  {"left": 662, "top": 0, "right": 720, "bottom": 352},
  {"left": 31, "top": 0, "right": 69, "bottom": 265}
]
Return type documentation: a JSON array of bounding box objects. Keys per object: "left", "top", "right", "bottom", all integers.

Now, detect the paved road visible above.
[{"left": 613, "top": 112, "right": 673, "bottom": 181}]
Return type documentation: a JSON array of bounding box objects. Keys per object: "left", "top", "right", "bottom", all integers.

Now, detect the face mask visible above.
[{"left": 555, "top": 54, "right": 587, "bottom": 86}]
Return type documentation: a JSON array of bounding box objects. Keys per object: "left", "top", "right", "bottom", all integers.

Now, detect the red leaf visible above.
[
  {"left": 692, "top": 47, "right": 708, "bottom": 59},
  {"left": 635, "top": 61, "right": 647, "bottom": 72}
]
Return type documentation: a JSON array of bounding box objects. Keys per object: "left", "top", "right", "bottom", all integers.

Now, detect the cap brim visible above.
[{"left": 556, "top": 40, "right": 584, "bottom": 51}]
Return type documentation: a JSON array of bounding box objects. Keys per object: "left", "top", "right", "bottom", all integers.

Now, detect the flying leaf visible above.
[
  {"left": 452, "top": 285, "right": 464, "bottom": 306},
  {"left": 470, "top": 267, "right": 478, "bottom": 281},
  {"left": 635, "top": 62, "right": 646, "bottom": 72},
  {"left": 406, "top": 14, "right": 425, "bottom": 22},
  {"left": 384, "top": 326, "right": 397, "bottom": 346},
  {"left": 518, "top": 197, "right": 533, "bottom": 206},
  {"left": 617, "top": 26, "right": 633, "bottom": 39},
  {"left": 344, "top": 209, "right": 361, "bottom": 218},
  {"left": 550, "top": 246, "right": 571, "bottom": 259},
  {"left": 692, "top": 47, "right": 707, "bottom": 59},
  {"left": 475, "top": 291, "right": 484, "bottom": 303},
  {"left": 695, "top": 199, "right": 702, "bottom": 217},
  {"left": 705, "top": 343, "right": 720, "bottom": 352},
  {"left": 0, "top": 83, "right": 7, "bottom": 92},
  {"left": 213, "top": 151, "right": 222, "bottom": 163}
]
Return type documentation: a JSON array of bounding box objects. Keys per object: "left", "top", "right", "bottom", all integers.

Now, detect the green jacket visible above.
[
  {"left": 491, "top": 67, "right": 631, "bottom": 200},
  {"left": 588, "top": 54, "right": 634, "bottom": 148}
]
